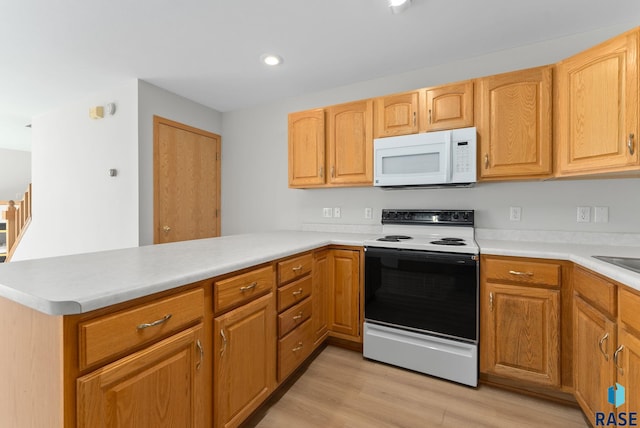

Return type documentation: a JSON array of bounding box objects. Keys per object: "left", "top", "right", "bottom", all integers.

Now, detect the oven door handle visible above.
[{"left": 365, "top": 247, "right": 478, "bottom": 265}]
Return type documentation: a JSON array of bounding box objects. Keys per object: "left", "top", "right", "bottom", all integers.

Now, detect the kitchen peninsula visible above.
[{"left": 0, "top": 229, "right": 639, "bottom": 427}]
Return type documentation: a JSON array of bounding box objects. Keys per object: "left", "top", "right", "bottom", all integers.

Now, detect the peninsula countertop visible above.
[
  {"left": 0, "top": 229, "right": 638, "bottom": 316},
  {"left": 0, "top": 231, "right": 375, "bottom": 316}
]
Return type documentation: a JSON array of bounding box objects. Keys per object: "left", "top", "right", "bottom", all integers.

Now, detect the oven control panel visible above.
[{"left": 381, "top": 209, "right": 474, "bottom": 226}]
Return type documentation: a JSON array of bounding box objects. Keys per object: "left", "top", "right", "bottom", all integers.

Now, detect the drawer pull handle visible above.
[
  {"left": 240, "top": 282, "right": 258, "bottom": 292},
  {"left": 628, "top": 133, "right": 635, "bottom": 155},
  {"left": 292, "top": 341, "right": 304, "bottom": 352},
  {"left": 508, "top": 270, "right": 533, "bottom": 277},
  {"left": 220, "top": 329, "right": 227, "bottom": 357},
  {"left": 614, "top": 345, "right": 624, "bottom": 375},
  {"left": 598, "top": 332, "right": 610, "bottom": 361},
  {"left": 292, "top": 265, "right": 303, "bottom": 272},
  {"left": 292, "top": 311, "right": 304, "bottom": 321},
  {"left": 137, "top": 314, "right": 172, "bottom": 330},
  {"left": 196, "top": 339, "right": 204, "bottom": 370},
  {"left": 489, "top": 292, "right": 494, "bottom": 312},
  {"left": 292, "top": 288, "right": 304, "bottom": 296}
]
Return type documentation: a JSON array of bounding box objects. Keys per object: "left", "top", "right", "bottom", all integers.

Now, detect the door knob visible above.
[{"left": 163, "top": 226, "right": 171, "bottom": 233}]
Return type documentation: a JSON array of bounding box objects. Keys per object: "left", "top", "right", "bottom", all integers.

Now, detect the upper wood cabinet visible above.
[
  {"left": 327, "top": 100, "right": 373, "bottom": 185},
  {"left": 288, "top": 101, "right": 373, "bottom": 188},
  {"left": 476, "top": 65, "right": 553, "bottom": 180},
  {"left": 374, "top": 91, "right": 419, "bottom": 137},
  {"left": 422, "top": 80, "right": 474, "bottom": 132},
  {"left": 288, "top": 109, "right": 325, "bottom": 187},
  {"left": 556, "top": 28, "right": 640, "bottom": 176}
]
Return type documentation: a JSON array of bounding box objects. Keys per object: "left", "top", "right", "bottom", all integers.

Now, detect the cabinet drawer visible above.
[
  {"left": 278, "top": 297, "right": 312, "bottom": 338},
  {"left": 278, "top": 318, "right": 314, "bottom": 381},
  {"left": 277, "top": 275, "right": 312, "bottom": 312},
  {"left": 619, "top": 287, "right": 640, "bottom": 333},
  {"left": 573, "top": 266, "right": 616, "bottom": 318},
  {"left": 214, "top": 265, "right": 274, "bottom": 313},
  {"left": 484, "top": 258, "right": 561, "bottom": 287},
  {"left": 278, "top": 253, "right": 312, "bottom": 286},
  {"left": 79, "top": 288, "right": 204, "bottom": 369}
]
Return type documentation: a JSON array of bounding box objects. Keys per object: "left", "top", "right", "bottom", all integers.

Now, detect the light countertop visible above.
[{"left": 0, "top": 229, "right": 638, "bottom": 316}]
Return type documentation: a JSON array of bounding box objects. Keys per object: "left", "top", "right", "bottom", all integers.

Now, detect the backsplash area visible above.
[{"left": 295, "top": 178, "right": 640, "bottom": 235}]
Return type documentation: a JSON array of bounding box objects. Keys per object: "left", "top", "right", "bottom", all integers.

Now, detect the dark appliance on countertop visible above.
[{"left": 363, "top": 209, "right": 479, "bottom": 387}]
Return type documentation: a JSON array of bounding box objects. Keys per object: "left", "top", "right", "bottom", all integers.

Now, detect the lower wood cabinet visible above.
[
  {"left": 328, "top": 249, "right": 361, "bottom": 341},
  {"left": 480, "top": 255, "right": 563, "bottom": 389},
  {"left": 77, "top": 324, "right": 205, "bottom": 428},
  {"left": 214, "top": 292, "right": 276, "bottom": 428},
  {"left": 312, "top": 250, "right": 330, "bottom": 347},
  {"left": 573, "top": 289, "right": 617, "bottom": 421}
]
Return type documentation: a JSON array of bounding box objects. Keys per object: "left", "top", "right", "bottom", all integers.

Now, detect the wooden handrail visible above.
[{"left": 2, "top": 183, "right": 32, "bottom": 262}]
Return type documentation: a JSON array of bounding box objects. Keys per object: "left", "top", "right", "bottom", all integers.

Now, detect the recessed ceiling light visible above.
[
  {"left": 261, "top": 54, "right": 283, "bottom": 66},
  {"left": 387, "top": 0, "right": 411, "bottom": 14}
]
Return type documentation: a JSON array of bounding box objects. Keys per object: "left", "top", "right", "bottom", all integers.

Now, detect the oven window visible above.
[{"left": 365, "top": 249, "right": 477, "bottom": 342}]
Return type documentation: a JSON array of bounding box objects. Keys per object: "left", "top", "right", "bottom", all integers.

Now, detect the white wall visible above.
[
  {"left": 0, "top": 148, "right": 30, "bottom": 200},
  {"left": 12, "top": 80, "right": 140, "bottom": 260},
  {"left": 137, "top": 81, "right": 223, "bottom": 246},
  {"left": 221, "top": 23, "right": 640, "bottom": 236}
]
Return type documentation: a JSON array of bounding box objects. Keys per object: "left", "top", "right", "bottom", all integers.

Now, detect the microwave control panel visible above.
[{"left": 451, "top": 128, "right": 477, "bottom": 183}]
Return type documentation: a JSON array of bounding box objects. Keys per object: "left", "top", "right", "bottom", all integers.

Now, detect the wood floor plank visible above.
[{"left": 243, "top": 346, "right": 589, "bottom": 428}]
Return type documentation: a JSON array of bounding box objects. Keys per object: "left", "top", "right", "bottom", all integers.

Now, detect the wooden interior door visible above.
[{"left": 154, "top": 116, "right": 221, "bottom": 244}]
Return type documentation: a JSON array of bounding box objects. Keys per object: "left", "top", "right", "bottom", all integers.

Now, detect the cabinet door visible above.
[
  {"left": 556, "top": 29, "right": 639, "bottom": 175},
  {"left": 481, "top": 282, "right": 560, "bottom": 386},
  {"left": 423, "top": 80, "right": 474, "bottom": 132},
  {"left": 573, "top": 295, "right": 616, "bottom": 422},
  {"left": 616, "top": 327, "right": 640, "bottom": 417},
  {"left": 374, "top": 91, "right": 419, "bottom": 137},
  {"left": 214, "top": 293, "right": 276, "bottom": 428},
  {"left": 77, "top": 325, "right": 205, "bottom": 428},
  {"left": 328, "top": 249, "right": 360, "bottom": 339},
  {"left": 288, "top": 109, "right": 325, "bottom": 187},
  {"left": 312, "top": 250, "right": 329, "bottom": 347},
  {"left": 476, "top": 66, "right": 553, "bottom": 180},
  {"left": 327, "top": 100, "right": 373, "bottom": 185}
]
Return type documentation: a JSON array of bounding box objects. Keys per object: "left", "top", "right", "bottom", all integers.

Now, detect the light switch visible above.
[{"left": 594, "top": 206, "right": 609, "bottom": 223}]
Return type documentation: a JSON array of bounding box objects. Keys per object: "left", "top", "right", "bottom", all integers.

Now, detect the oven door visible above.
[{"left": 364, "top": 247, "right": 478, "bottom": 342}]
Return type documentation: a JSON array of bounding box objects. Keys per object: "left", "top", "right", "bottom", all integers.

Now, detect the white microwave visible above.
[{"left": 373, "top": 127, "right": 477, "bottom": 188}]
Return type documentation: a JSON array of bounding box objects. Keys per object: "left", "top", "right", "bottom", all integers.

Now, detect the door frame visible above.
[{"left": 153, "top": 115, "right": 221, "bottom": 244}]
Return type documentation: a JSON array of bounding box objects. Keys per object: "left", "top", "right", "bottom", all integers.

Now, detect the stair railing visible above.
[{"left": 2, "top": 183, "right": 32, "bottom": 262}]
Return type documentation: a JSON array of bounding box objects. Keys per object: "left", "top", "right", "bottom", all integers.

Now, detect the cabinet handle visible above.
[
  {"left": 196, "top": 339, "right": 204, "bottom": 370},
  {"left": 331, "top": 166, "right": 335, "bottom": 178},
  {"left": 220, "top": 329, "right": 227, "bottom": 357},
  {"left": 484, "top": 154, "right": 489, "bottom": 169},
  {"left": 136, "top": 314, "right": 172, "bottom": 330},
  {"left": 428, "top": 109, "right": 432, "bottom": 124},
  {"left": 292, "top": 288, "right": 304, "bottom": 296},
  {"left": 614, "top": 345, "right": 624, "bottom": 375},
  {"left": 508, "top": 270, "right": 534, "bottom": 277},
  {"left": 240, "top": 282, "right": 258, "bottom": 292},
  {"left": 413, "top": 111, "right": 417, "bottom": 126},
  {"left": 292, "top": 341, "right": 304, "bottom": 352},
  {"left": 628, "top": 133, "right": 635, "bottom": 155},
  {"left": 292, "top": 311, "right": 304, "bottom": 321},
  {"left": 292, "top": 265, "right": 303, "bottom": 272},
  {"left": 489, "top": 292, "right": 494, "bottom": 312},
  {"left": 319, "top": 166, "right": 324, "bottom": 178},
  {"left": 598, "top": 332, "right": 610, "bottom": 361}
]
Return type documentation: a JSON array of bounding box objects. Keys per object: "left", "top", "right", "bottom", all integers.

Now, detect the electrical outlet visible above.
[
  {"left": 509, "top": 207, "right": 522, "bottom": 222},
  {"left": 594, "top": 206, "right": 609, "bottom": 223},
  {"left": 577, "top": 206, "right": 591, "bottom": 223},
  {"left": 364, "top": 208, "right": 373, "bottom": 219},
  {"left": 322, "top": 208, "right": 332, "bottom": 218},
  {"left": 333, "top": 207, "right": 341, "bottom": 218}
]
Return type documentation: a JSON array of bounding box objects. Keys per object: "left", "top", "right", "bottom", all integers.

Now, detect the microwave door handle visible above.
[{"left": 444, "top": 134, "right": 453, "bottom": 181}]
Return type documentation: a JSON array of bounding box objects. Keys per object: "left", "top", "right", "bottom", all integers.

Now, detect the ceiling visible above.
[{"left": 1, "top": 0, "right": 639, "bottom": 151}]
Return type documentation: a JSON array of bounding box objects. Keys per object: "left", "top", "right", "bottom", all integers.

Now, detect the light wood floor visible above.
[{"left": 243, "top": 345, "right": 589, "bottom": 428}]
